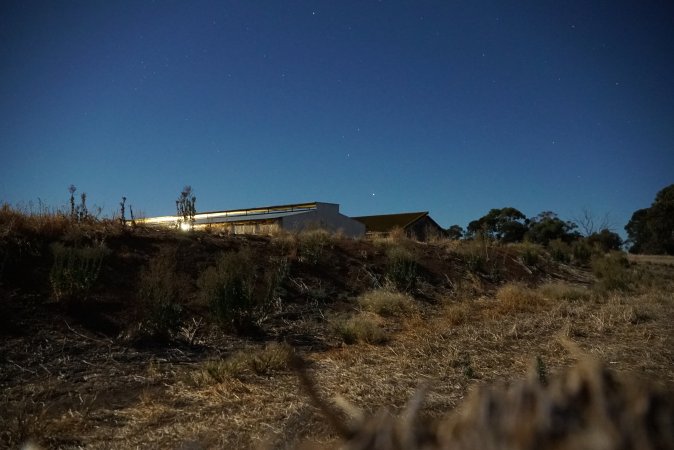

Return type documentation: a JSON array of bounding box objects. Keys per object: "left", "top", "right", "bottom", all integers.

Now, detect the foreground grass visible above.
[
  {"left": 9, "top": 273, "right": 669, "bottom": 449},
  {"left": 1, "top": 212, "right": 672, "bottom": 449}
]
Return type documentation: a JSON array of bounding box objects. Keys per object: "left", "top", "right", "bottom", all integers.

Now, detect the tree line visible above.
[{"left": 446, "top": 183, "right": 674, "bottom": 255}]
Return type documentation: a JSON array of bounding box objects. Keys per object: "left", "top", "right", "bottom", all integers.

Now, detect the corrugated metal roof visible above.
[
  {"left": 195, "top": 209, "right": 309, "bottom": 225},
  {"left": 140, "top": 201, "right": 320, "bottom": 225},
  {"left": 352, "top": 212, "right": 429, "bottom": 232}
]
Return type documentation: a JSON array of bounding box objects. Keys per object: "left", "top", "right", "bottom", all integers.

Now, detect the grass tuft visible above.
[
  {"left": 334, "top": 313, "right": 389, "bottom": 345},
  {"left": 494, "top": 282, "right": 547, "bottom": 314},
  {"left": 359, "top": 288, "right": 415, "bottom": 317}
]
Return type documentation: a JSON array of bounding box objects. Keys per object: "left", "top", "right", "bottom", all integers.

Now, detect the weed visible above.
[
  {"left": 572, "top": 239, "right": 593, "bottom": 265},
  {"left": 298, "top": 228, "right": 332, "bottom": 264},
  {"left": 359, "top": 288, "right": 414, "bottom": 317},
  {"left": 591, "top": 252, "right": 631, "bottom": 292},
  {"left": 198, "top": 248, "right": 282, "bottom": 333},
  {"left": 517, "top": 243, "right": 541, "bottom": 267},
  {"left": 548, "top": 239, "right": 572, "bottom": 263},
  {"left": 49, "top": 241, "right": 108, "bottom": 302},
  {"left": 176, "top": 185, "right": 196, "bottom": 230},
  {"left": 385, "top": 245, "right": 418, "bottom": 292},
  {"left": 138, "top": 248, "right": 187, "bottom": 338},
  {"left": 249, "top": 342, "right": 293, "bottom": 375}
]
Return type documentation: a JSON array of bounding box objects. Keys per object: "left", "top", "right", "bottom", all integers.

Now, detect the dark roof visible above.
[{"left": 351, "top": 212, "right": 429, "bottom": 233}]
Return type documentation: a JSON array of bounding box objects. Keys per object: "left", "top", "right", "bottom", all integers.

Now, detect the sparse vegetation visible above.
[
  {"left": 198, "top": 248, "right": 285, "bottom": 333},
  {"left": 138, "top": 247, "right": 187, "bottom": 338},
  {"left": 297, "top": 228, "right": 333, "bottom": 264},
  {"left": 49, "top": 241, "right": 108, "bottom": 302},
  {"left": 2, "top": 203, "right": 674, "bottom": 449}
]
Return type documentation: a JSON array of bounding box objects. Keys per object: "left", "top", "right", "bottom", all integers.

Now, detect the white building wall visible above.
[{"left": 281, "top": 203, "right": 365, "bottom": 238}]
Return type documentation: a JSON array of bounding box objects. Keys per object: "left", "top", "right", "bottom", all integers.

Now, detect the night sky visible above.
[{"left": 1, "top": 1, "right": 673, "bottom": 233}]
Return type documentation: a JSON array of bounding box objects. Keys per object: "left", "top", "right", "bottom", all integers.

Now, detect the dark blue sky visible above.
[{"left": 2, "top": 1, "right": 673, "bottom": 232}]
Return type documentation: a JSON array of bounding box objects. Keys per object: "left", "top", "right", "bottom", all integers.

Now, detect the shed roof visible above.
[{"left": 352, "top": 212, "right": 429, "bottom": 233}]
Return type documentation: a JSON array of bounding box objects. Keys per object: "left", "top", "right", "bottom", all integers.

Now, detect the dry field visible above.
[{"left": 0, "top": 218, "right": 673, "bottom": 449}]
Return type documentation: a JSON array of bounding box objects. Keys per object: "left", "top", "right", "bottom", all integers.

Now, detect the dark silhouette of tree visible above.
[
  {"left": 625, "top": 184, "right": 674, "bottom": 254},
  {"left": 587, "top": 229, "right": 623, "bottom": 253},
  {"left": 467, "top": 207, "right": 528, "bottom": 243},
  {"left": 446, "top": 225, "right": 464, "bottom": 240},
  {"left": 525, "top": 211, "right": 579, "bottom": 245}
]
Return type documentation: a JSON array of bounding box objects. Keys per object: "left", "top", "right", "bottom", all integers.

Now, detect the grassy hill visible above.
[{"left": 1, "top": 208, "right": 673, "bottom": 449}]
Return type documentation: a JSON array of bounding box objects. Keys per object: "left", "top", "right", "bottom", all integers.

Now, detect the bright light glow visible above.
[{"left": 180, "top": 222, "right": 191, "bottom": 231}]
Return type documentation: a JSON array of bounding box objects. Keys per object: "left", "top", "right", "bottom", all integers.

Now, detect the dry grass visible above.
[
  {"left": 627, "top": 253, "right": 674, "bottom": 266},
  {"left": 442, "top": 301, "right": 474, "bottom": 326},
  {"left": 359, "top": 289, "right": 415, "bottom": 317},
  {"left": 333, "top": 312, "right": 389, "bottom": 345},
  {"left": 493, "top": 282, "right": 548, "bottom": 314},
  {"left": 537, "top": 281, "right": 592, "bottom": 302},
  {"left": 3, "top": 228, "right": 674, "bottom": 449},
  {"left": 191, "top": 342, "right": 293, "bottom": 384}
]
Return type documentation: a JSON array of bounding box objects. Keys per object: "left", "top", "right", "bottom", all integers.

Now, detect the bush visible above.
[
  {"left": 298, "top": 229, "right": 333, "bottom": 264},
  {"left": 198, "top": 248, "right": 284, "bottom": 333},
  {"left": 455, "top": 239, "right": 493, "bottom": 273},
  {"left": 49, "top": 242, "right": 108, "bottom": 302},
  {"left": 385, "top": 245, "right": 418, "bottom": 291},
  {"left": 548, "top": 239, "right": 572, "bottom": 263},
  {"left": 359, "top": 288, "right": 415, "bottom": 317},
  {"left": 334, "top": 313, "right": 388, "bottom": 345},
  {"left": 591, "top": 252, "right": 631, "bottom": 291},
  {"left": 138, "top": 248, "right": 187, "bottom": 338},
  {"left": 572, "top": 239, "right": 593, "bottom": 266},
  {"left": 517, "top": 243, "right": 541, "bottom": 267}
]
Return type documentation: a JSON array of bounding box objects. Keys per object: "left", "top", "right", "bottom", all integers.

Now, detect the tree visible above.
[
  {"left": 625, "top": 184, "right": 674, "bottom": 254},
  {"left": 525, "top": 211, "right": 579, "bottom": 246},
  {"left": 586, "top": 229, "right": 623, "bottom": 253},
  {"left": 574, "top": 208, "right": 612, "bottom": 237},
  {"left": 467, "top": 207, "right": 528, "bottom": 243},
  {"left": 176, "top": 186, "right": 196, "bottom": 230},
  {"left": 446, "top": 225, "right": 464, "bottom": 240}
]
